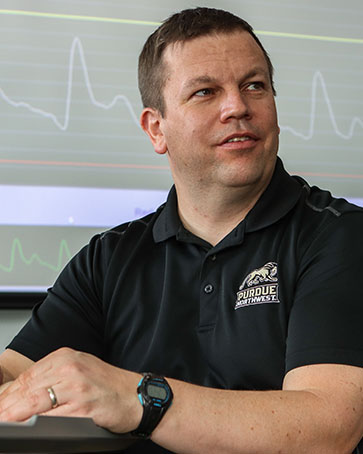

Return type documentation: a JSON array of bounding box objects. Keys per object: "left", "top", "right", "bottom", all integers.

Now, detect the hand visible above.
[
  {"left": 0, "top": 347, "right": 142, "bottom": 434},
  {"left": 0, "top": 381, "right": 13, "bottom": 394}
]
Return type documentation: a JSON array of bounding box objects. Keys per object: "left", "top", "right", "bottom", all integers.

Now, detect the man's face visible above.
[{"left": 144, "top": 31, "right": 280, "bottom": 195}]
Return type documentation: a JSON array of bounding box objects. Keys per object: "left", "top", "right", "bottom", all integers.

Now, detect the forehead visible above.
[{"left": 162, "top": 31, "right": 268, "bottom": 82}]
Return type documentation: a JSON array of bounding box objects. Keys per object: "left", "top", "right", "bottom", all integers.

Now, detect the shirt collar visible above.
[
  {"left": 153, "top": 186, "right": 180, "bottom": 243},
  {"left": 153, "top": 157, "right": 303, "bottom": 244},
  {"left": 244, "top": 157, "right": 302, "bottom": 233}
]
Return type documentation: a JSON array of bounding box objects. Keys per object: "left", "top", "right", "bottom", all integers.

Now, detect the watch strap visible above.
[
  {"left": 132, "top": 396, "right": 168, "bottom": 438},
  {"left": 131, "top": 373, "right": 173, "bottom": 439}
]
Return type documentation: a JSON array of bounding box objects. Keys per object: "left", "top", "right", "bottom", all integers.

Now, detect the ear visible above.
[{"left": 140, "top": 107, "right": 167, "bottom": 155}]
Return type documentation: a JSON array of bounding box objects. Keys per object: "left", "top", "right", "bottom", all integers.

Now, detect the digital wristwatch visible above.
[{"left": 131, "top": 373, "right": 173, "bottom": 439}]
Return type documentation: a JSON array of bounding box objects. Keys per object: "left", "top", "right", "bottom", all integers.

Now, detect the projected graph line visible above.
[
  {"left": 1, "top": 39, "right": 362, "bottom": 140},
  {"left": 280, "top": 70, "right": 363, "bottom": 140},
  {"left": 0, "top": 158, "right": 169, "bottom": 170},
  {"left": 0, "top": 238, "right": 72, "bottom": 273},
  {"left": 0, "top": 36, "right": 141, "bottom": 130},
  {"left": 0, "top": 9, "right": 160, "bottom": 27},
  {"left": 2, "top": 10, "right": 363, "bottom": 44}
]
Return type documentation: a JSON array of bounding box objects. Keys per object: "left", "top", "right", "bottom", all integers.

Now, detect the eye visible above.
[
  {"left": 246, "top": 82, "right": 265, "bottom": 91},
  {"left": 193, "top": 88, "right": 213, "bottom": 97}
]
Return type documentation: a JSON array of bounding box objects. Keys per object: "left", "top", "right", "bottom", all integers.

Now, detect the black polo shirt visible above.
[
  {"left": 8, "top": 158, "right": 363, "bottom": 450},
  {"left": 9, "top": 157, "right": 363, "bottom": 387}
]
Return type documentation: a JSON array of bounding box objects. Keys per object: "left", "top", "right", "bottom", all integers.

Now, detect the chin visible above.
[{"left": 221, "top": 169, "right": 273, "bottom": 193}]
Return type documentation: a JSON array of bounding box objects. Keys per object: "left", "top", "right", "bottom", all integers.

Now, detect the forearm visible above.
[
  {"left": 0, "top": 350, "right": 360, "bottom": 453},
  {"left": 150, "top": 379, "right": 356, "bottom": 454}
]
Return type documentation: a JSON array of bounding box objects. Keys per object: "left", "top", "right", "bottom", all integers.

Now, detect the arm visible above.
[
  {"left": 152, "top": 363, "right": 363, "bottom": 454},
  {"left": 0, "top": 348, "right": 361, "bottom": 454}
]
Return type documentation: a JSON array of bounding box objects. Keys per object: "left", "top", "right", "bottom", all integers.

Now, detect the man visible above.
[{"left": 0, "top": 7, "right": 362, "bottom": 454}]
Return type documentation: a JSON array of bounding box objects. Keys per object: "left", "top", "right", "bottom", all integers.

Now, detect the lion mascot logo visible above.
[{"left": 240, "top": 262, "right": 278, "bottom": 289}]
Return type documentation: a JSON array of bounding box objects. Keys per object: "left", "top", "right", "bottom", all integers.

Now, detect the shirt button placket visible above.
[
  {"left": 199, "top": 252, "right": 218, "bottom": 328},
  {"left": 204, "top": 283, "right": 214, "bottom": 294}
]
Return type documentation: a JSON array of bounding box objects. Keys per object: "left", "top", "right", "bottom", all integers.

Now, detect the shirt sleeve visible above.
[
  {"left": 7, "top": 233, "right": 106, "bottom": 361},
  {"left": 285, "top": 211, "right": 363, "bottom": 373}
]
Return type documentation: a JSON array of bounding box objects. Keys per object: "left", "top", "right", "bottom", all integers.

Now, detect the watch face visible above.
[{"left": 147, "top": 383, "right": 168, "bottom": 401}]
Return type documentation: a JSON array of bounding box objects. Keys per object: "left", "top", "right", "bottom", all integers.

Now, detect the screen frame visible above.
[{"left": 0, "top": 292, "right": 46, "bottom": 309}]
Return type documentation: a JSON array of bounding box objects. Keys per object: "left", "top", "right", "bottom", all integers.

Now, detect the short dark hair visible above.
[{"left": 138, "top": 7, "right": 276, "bottom": 116}]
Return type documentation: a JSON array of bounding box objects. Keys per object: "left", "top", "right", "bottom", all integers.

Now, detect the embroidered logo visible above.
[{"left": 234, "top": 262, "right": 280, "bottom": 310}]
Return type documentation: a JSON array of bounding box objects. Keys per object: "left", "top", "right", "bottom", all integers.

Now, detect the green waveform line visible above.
[
  {"left": 257, "top": 30, "right": 363, "bottom": 45},
  {"left": 0, "top": 9, "right": 160, "bottom": 26},
  {"left": 0, "top": 9, "right": 363, "bottom": 44},
  {"left": 0, "top": 238, "right": 72, "bottom": 273}
]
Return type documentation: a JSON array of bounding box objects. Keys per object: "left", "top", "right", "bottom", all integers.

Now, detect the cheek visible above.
[
  {"left": 263, "top": 109, "right": 279, "bottom": 143},
  {"left": 267, "top": 105, "right": 279, "bottom": 130}
]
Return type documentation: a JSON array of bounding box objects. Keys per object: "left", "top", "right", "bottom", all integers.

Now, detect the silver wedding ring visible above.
[{"left": 47, "top": 387, "right": 58, "bottom": 409}]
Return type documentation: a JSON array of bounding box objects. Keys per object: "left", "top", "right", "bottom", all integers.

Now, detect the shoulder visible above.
[
  {"left": 99, "top": 210, "right": 158, "bottom": 243},
  {"left": 50, "top": 208, "right": 165, "bottom": 303},
  {"left": 291, "top": 178, "right": 363, "bottom": 244},
  {"left": 91, "top": 208, "right": 163, "bottom": 252},
  {"left": 301, "top": 182, "right": 363, "bottom": 218},
  {"left": 63, "top": 208, "right": 164, "bottom": 278}
]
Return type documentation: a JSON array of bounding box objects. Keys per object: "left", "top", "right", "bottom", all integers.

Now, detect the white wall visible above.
[{"left": 0, "top": 310, "right": 32, "bottom": 352}]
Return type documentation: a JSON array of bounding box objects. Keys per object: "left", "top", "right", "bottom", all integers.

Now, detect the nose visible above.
[{"left": 219, "top": 88, "right": 251, "bottom": 123}]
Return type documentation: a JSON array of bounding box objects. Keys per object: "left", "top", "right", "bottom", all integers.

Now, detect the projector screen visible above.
[{"left": 0, "top": 0, "right": 362, "bottom": 302}]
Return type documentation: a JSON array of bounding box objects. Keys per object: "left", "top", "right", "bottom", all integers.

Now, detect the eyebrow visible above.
[
  {"left": 183, "top": 76, "right": 217, "bottom": 91},
  {"left": 241, "top": 68, "right": 269, "bottom": 80}
]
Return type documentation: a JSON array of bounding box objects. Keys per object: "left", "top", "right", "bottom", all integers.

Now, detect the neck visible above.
[{"left": 176, "top": 183, "right": 268, "bottom": 246}]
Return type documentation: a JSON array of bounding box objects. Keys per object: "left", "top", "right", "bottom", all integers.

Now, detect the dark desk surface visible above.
[{"left": 0, "top": 415, "right": 135, "bottom": 453}]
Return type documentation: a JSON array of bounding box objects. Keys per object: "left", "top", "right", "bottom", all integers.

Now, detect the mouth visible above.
[{"left": 219, "top": 133, "right": 259, "bottom": 147}]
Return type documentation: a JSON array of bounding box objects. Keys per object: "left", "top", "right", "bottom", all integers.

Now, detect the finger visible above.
[
  {"left": 0, "top": 370, "right": 67, "bottom": 419},
  {"left": 0, "top": 378, "right": 27, "bottom": 409},
  {"left": 3, "top": 348, "right": 76, "bottom": 391},
  {"left": 0, "top": 348, "right": 76, "bottom": 405},
  {"left": 40, "top": 402, "right": 84, "bottom": 418},
  {"left": 0, "top": 376, "right": 88, "bottom": 421},
  {"left": 0, "top": 364, "right": 51, "bottom": 402},
  {"left": 0, "top": 385, "right": 59, "bottom": 422},
  {"left": 46, "top": 386, "right": 59, "bottom": 409},
  {"left": 0, "top": 370, "right": 60, "bottom": 410},
  {"left": 0, "top": 356, "right": 84, "bottom": 420},
  {"left": 0, "top": 381, "right": 17, "bottom": 400}
]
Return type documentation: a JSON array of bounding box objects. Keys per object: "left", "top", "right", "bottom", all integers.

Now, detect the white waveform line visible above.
[
  {"left": 280, "top": 70, "right": 363, "bottom": 140},
  {"left": 0, "top": 36, "right": 141, "bottom": 130}
]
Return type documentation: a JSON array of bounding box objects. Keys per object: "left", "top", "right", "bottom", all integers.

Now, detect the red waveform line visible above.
[
  {"left": 297, "top": 171, "right": 363, "bottom": 179},
  {"left": 0, "top": 159, "right": 362, "bottom": 179},
  {"left": 0, "top": 158, "right": 169, "bottom": 170}
]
